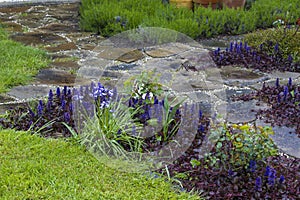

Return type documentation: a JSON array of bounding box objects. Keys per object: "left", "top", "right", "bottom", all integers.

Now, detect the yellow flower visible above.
[{"left": 239, "top": 124, "right": 250, "bottom": 131}]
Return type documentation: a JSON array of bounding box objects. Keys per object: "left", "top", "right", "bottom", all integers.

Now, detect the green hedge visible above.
[{"left": 79, "top": 0, "right": 300, "bottom": 39}]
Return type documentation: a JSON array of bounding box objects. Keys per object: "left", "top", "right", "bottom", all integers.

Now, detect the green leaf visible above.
[{"left": 216, "top": 142, "right": 222, "bottom": 149}]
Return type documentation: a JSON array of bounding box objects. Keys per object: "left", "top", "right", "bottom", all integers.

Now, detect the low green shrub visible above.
[
  {"left": 203, "top": 123, "right": 278, "bottom": 171},
  {"left": 244, "top": 21, "right": 300, "bottom": 62},
  {"left": 80, "top": 0, "right": 300, "bottom": 39}
]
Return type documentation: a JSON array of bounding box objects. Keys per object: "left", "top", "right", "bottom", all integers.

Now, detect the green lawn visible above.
[
  {"left": 0, "top": 129, "right": 201, "bottom": 199},
  {"left": 0, "top": 25, "right": 49, "bottom": 93}
]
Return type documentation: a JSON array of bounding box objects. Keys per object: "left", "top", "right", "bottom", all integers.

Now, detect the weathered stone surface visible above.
[
  {"left": 217, "top": 100, "right": 264, "bottom": 123},
  {"left": 117, "top": 49, "right": 144, "bottom": 63},
  {"left": 219, "top": 66, "right": 268, "bottom": 87},
  {"left": 1, "top": 21, "right": 23, "bottom": 32},
  {"left": 40, "top": 23, "right": 79, "bottom": 33},
  {"left": 77, "top": 66, "right": 123, "bottom": 79},
  {"left": 179, "top": 48, "right": 217, "bottom": 71},
  {"left": 45, "top": 42, "right": 77, "bottom": 52},
  {"left": 107, "top": 63, "right": 138, "bottom": 71},
  {"left": 10, "top": 32, "right": 66, "bottom": 45},
  {"left": 0, "top": 6, "right": 31, "bottom": 13},
  {"left": 145, "top": 42, "right": 192, "bottom": 58},
  {"left": 215, "top": 88, "right": 254, "bottom": 102},
  {"left": 268, "top": 71, "right": 300, "bottom": 80},
  {"left": 7, "top": 85, "right": 53, "bottom": 100},
  {"left": 95, "top": 46, "right": 135, "bottom": 60},
  {"left": 0, "top": 94, "right": 16, "bottom": 103},
  {"left": 145, "top": 48, "right": 176, "bottom": 58},
  {"left": 256, "top": 120, "right": 300, "bottom": 158},
  {"left": 50, "top": 59, "right": 80, "bottom": 70},
  {"left": 35, "top": 69, "right": 77, "bottom": 86}
]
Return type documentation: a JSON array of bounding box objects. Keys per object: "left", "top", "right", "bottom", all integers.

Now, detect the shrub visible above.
[
  {"left": 203, "top": 123, "right": 278, "bottom": 171},
  {"left": 79, "top": 0, "right": 300, "bottom": 39},
  {"left": 244, "top": 20, "right": 300, "bottom": 62}
]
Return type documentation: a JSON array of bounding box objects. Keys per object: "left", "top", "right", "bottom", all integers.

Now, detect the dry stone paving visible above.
[{"left": 0, "top": 2, "right": 299, "bottom": 158}]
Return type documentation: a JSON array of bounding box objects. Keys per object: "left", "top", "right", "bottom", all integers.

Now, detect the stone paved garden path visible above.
[{"left": 0, "top": 2, "right": 299, "bottom": 158}]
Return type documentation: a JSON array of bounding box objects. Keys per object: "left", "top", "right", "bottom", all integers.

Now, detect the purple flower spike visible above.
[
  {"left": 257, "top": 56, "right": 261, "bottom": 63},
  {"left": 48, "top": 89, "right": 53, "bottom": 102},
  {"left": 199, "top": 110, "right": 202, "bottom": 119},
  {"left": 198, "top": 124, "right": 205, "bottom": 133},
  {"left": 279, "top": 175, "right": 285, "bottom": 184},
  {"left": 276, "top": 78, "right": 280, "bottom": 87},
  {"left": 249, "top": 160, "right": 256, "bottom": 173},
  {"left": 268, "top": 168, "right": 276, "bottom": 186},
  {"left": 228, "top": 169, "right": 234, "bottom": 177},
  {"left": 63, "top": 86, "right": 67, "bottom": 96},
  {"left": 277, "top": 94, "right": 281, "bottom": 103},
  {"left": 37, "top": 100, "right": 43, "bottom": 116},
  {"left": 255, "top": 176, "right": 262, "bottom": 191},
  {"left": 61, "top": 99, "right": 66, "bottom": 110},
  {"left": 288, "top": 77, "right": 292, "bottom": 87},
  {"left": 274, "top": 43, "right": 279, "bottom": 52},
  {"left": 284, "top": 86, "right": 289, "bottom": 100},
  {"left": 230, "top": 42, "right": 233, "bottom": 52},
  {"left": 29, "top": 108, "right": 35, "bottom": 118},
  {"left": 56, "top": 87, "right": 61, "bottom": 98},
  {"left": 265, "top": 166, "right": 271, "bottom": 176},
  {"left": 288, "top": 54, "right": 293, "bottom": 62},
  {"left": 214, "top": 50, "right": 218, "bottom": 56},
  {"left": 246, "top": 47, "right": 251, "bottom": 53},
  {"left": 47, "top": 100, "right": 52, "bottom": 111},
  {"left": 64, "top": 112, "right": 70, "bottom": 123}
]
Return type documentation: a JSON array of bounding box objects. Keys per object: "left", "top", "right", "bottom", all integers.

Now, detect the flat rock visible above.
[
  {"left": 95, "top": 46, "right": 135, "bottom": 60},
  {"left": 7, "top": 85, "right": 53, "bottom": 100},
  {"left": 145, "top": 42, "right": 192, "bottom": 58},
  {"left": 145, "top": 48, "right": 176, "bottom": 58},
  {"left": 10, "top": 32, "right": 66, "bottom": 45},
  {"left": 215, "top": 88, "right": 254, "bottom": 102},
  {"left": 217, "top": 100, "right": 265, "bottom": 124},
  {"left": 40, "top": 23, "right": 79, "bottom": 33},
  {"left": 268, "top": 71, "right": 300, "bottom": 80},
  {"left": 1, "top": 21, "right": 23, "bottom": 32},
  {"left": 34, "top": 68, "right": 77, "bottom": 86},
  {"left": 45, "top": 42, "right": 78, "bottom": 52},
  {"left": 117, "top": 49, "right": 144, "bottom": 63},
  {"left": 50, "top": 59, "right": 80, "bottom": 71},
  {"left": 256, "top": 120, "right": 300, "bottom": 158}
]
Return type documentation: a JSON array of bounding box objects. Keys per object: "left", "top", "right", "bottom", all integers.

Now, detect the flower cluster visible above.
[
  {"left": 211, "top": 41, "right": 300, "bottom": 72},
  {"left": 233, "top": 78, "right": 300, "bottom": 137}
]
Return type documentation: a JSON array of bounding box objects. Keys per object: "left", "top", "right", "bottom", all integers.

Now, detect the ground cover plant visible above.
[
  {"left": 210, "top": 41, "right": 300, "bottom": 72},
  {"left": 1, "top": 75, "right": 299, "bottom": 199},
  {"left": 233, "top": 78, "right": 300, "bottom": 137},
  {"left": 79, "top": 0, "right": 300, "bottom": 39},
  {"left": 0, "top": 24, "right": 49, "bottom": 93},
  {"left": 0, "top": 129, "right": 201, "bottom": 199}
]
